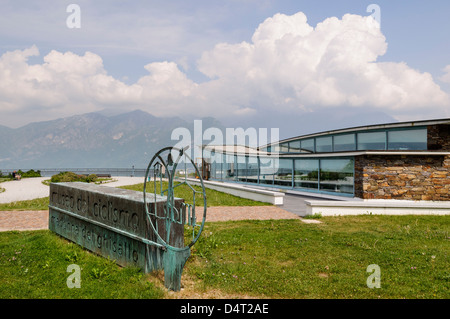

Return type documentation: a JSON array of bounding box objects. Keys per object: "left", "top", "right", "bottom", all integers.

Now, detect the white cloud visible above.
[
  {"left": 0, "top": 11, "right": 449, "bottom": 127},
  {"left": 440, "top": 65, "right": 450, "bottom": 84},
  {"left": 197, "top": 12, "right": 450, "bottom": 118}
]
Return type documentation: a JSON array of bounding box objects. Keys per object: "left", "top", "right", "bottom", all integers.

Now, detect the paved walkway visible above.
[
  {"left": 0, "top": 210, "right": 49, "bottom": 232},
  {"left": 0, "top": 177, "right": 322, "bottom": 231},
  {"left": 0, "top": 177, "right": 144, "bottom": 203},
  {"left": 0, "top": 177, "right": 144, "bottom": 232},
  {"left": 0, "top": 177, "right": 49, "bottom": 204}
]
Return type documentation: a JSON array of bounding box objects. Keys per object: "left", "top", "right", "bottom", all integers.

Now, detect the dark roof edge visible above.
[{"left": 265, "top": 117, "right": 450, "bottom": 147}]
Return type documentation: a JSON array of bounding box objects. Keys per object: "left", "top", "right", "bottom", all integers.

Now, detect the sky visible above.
[{"left": 0, "top": 0, "right": 450, "bottom": 137}]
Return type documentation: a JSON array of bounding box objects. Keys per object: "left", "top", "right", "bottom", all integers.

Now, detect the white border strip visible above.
[{"left": 305, "top": 199, "right": 450, "bottom": 216}]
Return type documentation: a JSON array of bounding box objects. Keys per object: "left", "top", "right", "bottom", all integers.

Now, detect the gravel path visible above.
[
  {"left": 0, "top": 177, "right": 49, "bottom": 204},
  {"left": 0, "top": 177, "right": 144, "bottom": 204}
]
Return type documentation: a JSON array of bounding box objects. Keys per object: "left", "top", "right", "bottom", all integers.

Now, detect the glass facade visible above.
[
  {"left": 388, "top": 128, "right": 427, "bottom": 150},
  {"left": 301, "top": 138, "right": 315, "bottom": 153},
  {"left": 247, "top": 156, "right": 259, "bottom": 184},
  {"left": 315, "top": 136, "right": 332, "bottom": 152},
  {"left": 236, "top": 155, "right": 247, "bottom": 182},
  {"left": 333, "top": 134, "right": 356, "bottom": 152},
  {"left": 259, "top": 157, "right": 276, "bottom": 185},
  {"left": 288, "top": 140, "right": 300, "bottom": 153},
  {"left": 223, "top": 154, "right": 235, "bottom": 182},
  {"left": 276, "top": 127, "right": 427, "bottom": 154},
  {"left": 206, "top": 125, "right": 430, "bottom": 197},
  {"left": 209, "top": 156, "right": 355, "bottom": 196},
  {"left": 279, "top": 143, "right": 289, "bottom": 153},
  {"left": 274, "top": 159, "right": 293, "bottom": 187},
  {"left": 357, "top": 131, "right": 386, "bottom": 150},
  {"left": 319, "top": 158, "right": 354, "bottom": 194},
  {"left": 294, "top": 159, "right": 319, "bottom": 190}
]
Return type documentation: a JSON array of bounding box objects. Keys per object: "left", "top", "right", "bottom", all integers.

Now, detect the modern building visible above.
[{"left": 202, "top": 118, "right": 450, "bottom": 201}]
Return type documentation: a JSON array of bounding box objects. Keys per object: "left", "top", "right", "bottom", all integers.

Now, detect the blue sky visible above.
[{"left": 0, "top": 0, "right": 449, "bottom": 136}]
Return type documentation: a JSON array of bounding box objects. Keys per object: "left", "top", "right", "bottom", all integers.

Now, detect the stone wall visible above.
[
  {"left": 354, "top": 155, "right": 450, "bottom": 201},
  {"left": 427, "top": 124, "right": 450, "bottom": 151}
]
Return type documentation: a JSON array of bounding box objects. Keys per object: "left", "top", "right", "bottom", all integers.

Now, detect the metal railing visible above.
[
  {"left": 0, "top": 167, "right": 198, "bottom": 178},
  {"left": 0, "top": 168, "right": 146, "bottom": 177}
]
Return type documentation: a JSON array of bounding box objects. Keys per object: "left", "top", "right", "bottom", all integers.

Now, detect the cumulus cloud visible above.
[
  {"left": 0, "top": 11, "right": 449, "bottom": 127},
  {"left": 197, "top": 12, "right": 449, "bottom": 117},
  {"left": 440, "top": 65, "right": 450, "bottom": 84}
]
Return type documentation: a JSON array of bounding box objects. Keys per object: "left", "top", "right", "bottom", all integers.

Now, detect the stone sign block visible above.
[{"left": 48, "top": 182, "right": 185, "bottom": 272}]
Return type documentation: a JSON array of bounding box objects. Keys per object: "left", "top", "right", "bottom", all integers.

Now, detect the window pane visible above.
[
  {"left": 279, "top": 143, "right": 289, "bottom": 153},
  {"left": 214, "top": 159, "right": 222, "bottom": 180},
  {"left": 218, "top": 153, "right": 226, "bottom": 180},
  {"left": 294, "top": 159, "right": 319, "bottom": 189},
  {"left": 288, "top": 140, "right": 301, "bottom": 153},
  {"left": 259, "top": 157, "right": 276, "bottom": 185},
  {"left": 210, "top": 161, "right": 216, "bottom": 179},
  {"left": 319, "top": 158, "right": 354, "bottom": 194},
  {"left": 357, "top": 131, "right": 386, "bottom": 150},
  {"left": 236, "top": 155, "right": 247, "bottom": 182},
  {"left": 388, "top": 129, "right": 427, "bottom": 150},
  {"left": 224, "top": 154, "right": 235, "bottom": 181},
  {"left": 316, "top": 136, "right": 332, "bottom": 152},
  {"left": 301, "top": 139, "right": 315, "bottom": 153},
  {"left": 274, "top": 159, "right": 293, "bottom": 187},
  {"left": 247, "top": 156, "right": 259, "bottom": 184},
  {"left": 334, "top": 134, "right": 356, "bottom": 152}
]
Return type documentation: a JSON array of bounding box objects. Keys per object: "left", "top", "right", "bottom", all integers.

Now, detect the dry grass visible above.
[{"left": 145, "top": 269, "right": 265, "bottom": 299}]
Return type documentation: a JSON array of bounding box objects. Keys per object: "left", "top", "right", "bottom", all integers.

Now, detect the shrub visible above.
[
  {"left": 0, "top": 169, "right": 41, "bottom": 179},
  {"left": 50, "top": 172, "right": 98, "bottom": 183},
  {"left": 86, "top": 174, "right": 98, "bottom": 183},
  {"left": 21, "top": 169, "right": 42, "bottom": 178}
]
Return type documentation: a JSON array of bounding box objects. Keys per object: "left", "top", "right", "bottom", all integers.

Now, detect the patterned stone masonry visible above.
[
  {"left": 354, "top": 155, "right": 450, "bottom": 201},
  {"left": 427, "top": 124, "right": 450, "bottom": 151}
]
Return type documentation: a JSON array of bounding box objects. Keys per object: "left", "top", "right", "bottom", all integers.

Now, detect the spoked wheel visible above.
[{"left": 142, "top": 146, "right": 207, "bottom": 291}]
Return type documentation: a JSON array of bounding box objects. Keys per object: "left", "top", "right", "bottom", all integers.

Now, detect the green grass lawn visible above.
[
  {"left": 188, "top": 215, "right": 449, "bottom": 299},
  {"left": 0, "top": 230, "right": 165, "bottom": 298},
  {"left": 120, "top": 181, "right": 271, "bottom": 207},
  {"left": 0, "top": 197, "right": 50, "bottom": 211},
  {"left": 0, "top": 181, "right": 270, "bottom": 212},
  {"left": 1, "top": 215, "right": 448, "bottom": 299}
]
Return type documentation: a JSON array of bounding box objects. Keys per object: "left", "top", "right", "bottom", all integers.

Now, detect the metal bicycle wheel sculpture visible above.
[{"left": 143, "top": 146, "right": 207, "bottom": 291}]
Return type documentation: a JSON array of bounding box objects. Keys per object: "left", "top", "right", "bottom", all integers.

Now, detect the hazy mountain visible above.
[
  {"left": 0, "top": 107, "right": 397, "bottom": 169},
  {"left": 0, "top": 110, "right": 225, "bottom": 169}
]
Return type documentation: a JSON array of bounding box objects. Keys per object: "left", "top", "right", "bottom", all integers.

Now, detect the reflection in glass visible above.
[
  {"left": 259, "top": 157, "right": 277, "bottom": 185},
  {"left": 316, "top": 136, "right": 332, "bottom": 152},
  {"left": 288, "top": 140, "right": 301, "bottom": 153},
  {"left": 319, "top": 158, "right": 354, "bottom": 194},
  {"left": 301, "top": 139, "right": 315, "bottom": 153},
  {"left": 274, "top": 159, "right": 293, "bottom": 187},
  {"left": 357, "top": 131, "right": 386, "bottom": 150},
  {"left": 210, "top": 160, "right": 216, "bottom": 180},
  {"left": 236, "top": 155, "right": 247, "bottom": 182},
  {"left": 388, "top": 129, "right": 427, "bottom": 150},
  {"left": 279, "top": 143, "right": 289, "bottom": 153},
  {"left": 247, "top": 156, "right": 259, "bottom": 184},
  {"left": 333, "top": 134, "right": 356, "bottom": 152},
  {"left": 294, "top": 159, "right": 319, "bottom": 189},
  {"left": 223, "top": 154, "right": 235, "bottom": 181}
]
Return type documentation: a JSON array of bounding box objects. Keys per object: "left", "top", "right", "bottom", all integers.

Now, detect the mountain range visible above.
[
  {"left": 0, "top": 107, "right": 396, "bottom": 169},
  {"left": 0, "top": 110, "right": 224, "bottom": 169}
]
